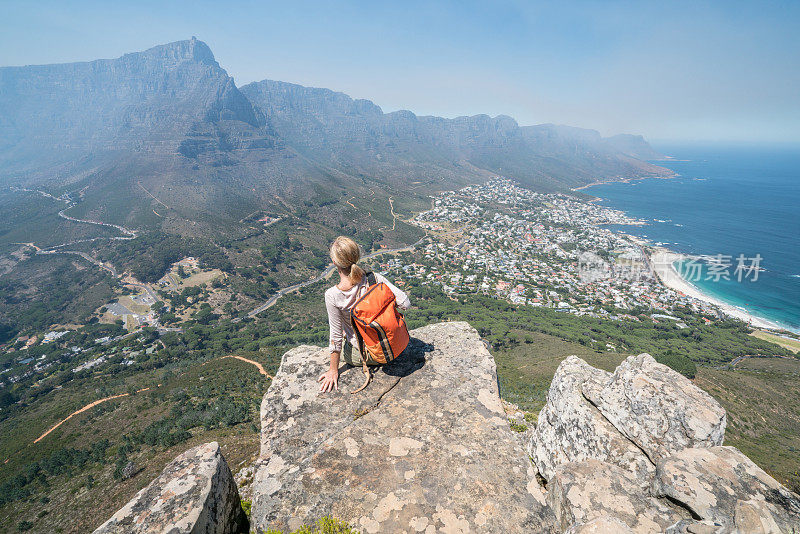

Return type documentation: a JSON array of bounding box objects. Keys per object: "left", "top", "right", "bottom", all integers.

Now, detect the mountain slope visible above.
[
  {"left": 241, "top": 79, "right": 670, "bottom": 192},
  {"left": 0, "top": 38, "right": 260, "bottom": 180},
  {"left": 604, "top": 133, "right": 666, "bottom": 160},
  {"left": 0, "top": 39, "right": 321, "bottom": 235},
  {"left": 0, "top": 38, "right": 672, "bottom": 228},
  {"left": 0, "top": 37, "right": 675, "bottom": 276}
]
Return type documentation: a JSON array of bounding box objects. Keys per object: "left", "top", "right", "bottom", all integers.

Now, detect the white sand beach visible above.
[{"left": 649, "top": 247, "right": 784, "bottom": 331}]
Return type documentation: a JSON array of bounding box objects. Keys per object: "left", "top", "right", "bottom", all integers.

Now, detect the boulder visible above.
[
  {"left": 529, "top": 356, "right": 654, "bottom": 482},
  {"left": 252, "top": 321, "right": 554, "bottom": 533},
  {"left": 654, "top": 446, "right": 800, "bottom": 533},
  {"left": 93, "top": 441, "right": 248, "bottom": 534},
  {"left": 665, "top": 519, "right": 725, "bottom": 534},
  {"left": 121, "top": 460, "right": 138, "bottom": 480},
  {"left": 582, "top": 353, "right": 726, "bottom": 463},
  {"left": 548, "top": 459, "right": 686, "bottom": 533}
]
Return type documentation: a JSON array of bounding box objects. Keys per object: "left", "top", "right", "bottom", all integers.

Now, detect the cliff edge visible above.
[
  {"left": 253, "top": 321, "right": 552, "bottom": 532},
  {"left": 96, "top": 321, "right": 800, "bottom": 533}
]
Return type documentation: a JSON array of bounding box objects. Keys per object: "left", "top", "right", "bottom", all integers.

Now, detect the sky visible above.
[{"left": 1, "top": 0, "right": 798, "bottom": 144}]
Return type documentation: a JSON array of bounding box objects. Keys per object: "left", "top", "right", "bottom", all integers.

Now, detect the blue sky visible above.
[{"left": 1, "top": 0, "right": 798, "bottom": 143}]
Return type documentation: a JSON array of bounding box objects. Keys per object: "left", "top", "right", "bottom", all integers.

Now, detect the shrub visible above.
[
  {"left": 263, "top": 516, "right": 359, "bottom": 534},
  {"left": 240, "top": 499, "right": 252, "bottom": 517},
  {"left": 654, "top": 351, "right": 697, "bottom": 379}
]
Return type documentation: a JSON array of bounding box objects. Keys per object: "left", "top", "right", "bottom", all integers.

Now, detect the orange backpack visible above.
[{"left": 349, "top": 272, "right": 410, "bottom": 393}]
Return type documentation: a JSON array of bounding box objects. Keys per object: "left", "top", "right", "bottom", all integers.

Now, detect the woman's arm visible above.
[
  {"left": 376, "top": 273, "right": 411, "bottom": 309},
  {"left": 320, "top": 291, "right": 343, "bottom": 392},
  {"left": 319, "top": 350, "right": 340, "bottom": 392}
]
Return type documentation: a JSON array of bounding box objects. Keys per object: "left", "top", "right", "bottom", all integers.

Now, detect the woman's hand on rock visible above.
[{"left": 318, "top": 367, "right": 339, "bottom": 393}]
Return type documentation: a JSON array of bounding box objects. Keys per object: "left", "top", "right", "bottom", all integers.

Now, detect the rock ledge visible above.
[
  {"left": 253, "top": 321, "right": 553, "bottom": 533},
  {"left": 93, "top": 441, "right": 248, "bottom": 534}
]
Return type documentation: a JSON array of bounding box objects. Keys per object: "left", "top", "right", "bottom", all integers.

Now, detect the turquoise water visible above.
[{"left": 588, "top": 145, "right": 800, "bottom": 333}]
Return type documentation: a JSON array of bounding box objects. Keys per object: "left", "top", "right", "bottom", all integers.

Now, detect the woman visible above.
[{"left": 319, "top": 236, "right": 410, "bottom": 393}]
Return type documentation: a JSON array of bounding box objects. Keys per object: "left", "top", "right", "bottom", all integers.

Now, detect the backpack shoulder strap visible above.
[{"left": 365, "top": 271, "right": 377, "bottom": 286}]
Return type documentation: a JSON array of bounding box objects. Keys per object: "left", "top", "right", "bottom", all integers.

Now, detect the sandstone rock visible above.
[
  {"left": 529, "top": 356, "right": 653, "bottom": 482},
  {"left": 565, "top": 515, "right": 635, "bottom": 534},
  {"left": 93, "top": 442, "right": 248, "bottom": 534},
  {"left": 548, "top": 459, "right": 686, "bottom": 533},
  {"left": 665, "top": 519, "right": 725, "bottom": 534},
  {"left": 582, "top": 353, "right": 726, "bottom": 463},
  {"left": 234, "top": 462, "right": 257, "bottom": 503},
  {"left": 252, "top": 321, "right": 554, "bottom": 533},
  {"left": 654, "top": 446, "right": 800, "bottom": 533}
]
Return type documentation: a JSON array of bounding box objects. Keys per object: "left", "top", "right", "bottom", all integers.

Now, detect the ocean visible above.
[{"left": 586, "top": 144, "right": 800, "bottom": 333}]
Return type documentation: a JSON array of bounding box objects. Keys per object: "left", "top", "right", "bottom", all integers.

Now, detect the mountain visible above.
[
  {"left": 604, "top": 134, "right": 666, "bottom": 160},
  {"left": 0, "top": 38, "right": 260, "bottom": 176},
  {"left": 240, "top": 79, "right": 670, "bottom": 192},
  {"left": 0, "top": 38, "right": 670, "bottom": 235}
]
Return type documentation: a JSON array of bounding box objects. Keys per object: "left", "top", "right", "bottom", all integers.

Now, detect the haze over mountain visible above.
[
  {"left": 0, "top": 39, "right": 259, "bottom": 171},
  {"left": 0, "top": 38, "right": 669, "bottom": 233}
]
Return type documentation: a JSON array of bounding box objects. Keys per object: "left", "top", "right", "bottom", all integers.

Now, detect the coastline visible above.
[
  {"left": 647, "top": 246, "right": 786, "bottom": 331},
  {"left": 579, "top": 176, "right": 793, "bottom": 334},
  {"left": 570, "top": 173, "right": 676, "bottom": 192}
]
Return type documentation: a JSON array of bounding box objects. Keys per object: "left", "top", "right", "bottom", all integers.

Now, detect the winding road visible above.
[{"left": 10, "top": 187, "right": 137, "bottom": 272}]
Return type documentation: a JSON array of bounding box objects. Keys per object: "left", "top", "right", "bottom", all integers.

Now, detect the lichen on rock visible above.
[
  {"left": 528, "top": 356, "right": 654, "bottom": 483},
  {"left": 529, "top": 352, "right": 800, "bottom": 533},
  {"left": 93, "top": 441, "right": 248, "bottom": 534},
  {"left": 581, "top": 353, "right": 726, "bottom": 463},
  {"left": 252, "top": 321, "right": 554, "bottom": 533},
  {"left": 654, "top": 446, "right": 800, "bottom": 533}
]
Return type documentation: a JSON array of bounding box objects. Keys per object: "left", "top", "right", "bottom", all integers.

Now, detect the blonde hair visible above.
[{"left": 330, "top": 236, "right": 364, "bottom": 285}]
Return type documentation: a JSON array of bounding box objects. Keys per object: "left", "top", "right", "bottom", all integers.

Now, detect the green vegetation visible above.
[
  {"left": 124, "top": 395, "right": 251, "bottom": 450},
  {"left": 263, "top": 516, "right": 360, "bottom": 534},
  {"left": 0, "top": 332, "right": 270, "bottom": 532},
  {"left": 509, "top": 422, "right": 528, "bottom": 433},
  {"left": 0, "top": 254, "right": 116, "bottom": 335},
  {"left": 654, "top": 350, "right": 697, "bottom": 378},
  {"left": 400, "top": 281, "right": 791, "bottom": 365},
  {"left": 97, "top": 232, "right": 233, "bottom": 283},
  {"left": 694, "top": 357, "right": 800, "bottom": 487},
  {"left": 0, "top": 440, "right": 110, "bottom": 507},
  {"left": 1, "top": 246, "right": 798, "bottom": 531},
  {"left": 240, "top": 498, "right": 252, "bottom": 518}
]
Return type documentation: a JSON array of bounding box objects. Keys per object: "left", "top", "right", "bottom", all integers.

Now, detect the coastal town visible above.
[
  {"left": 381, "top": 178, "right": 724, "bottom": 324},
  {"left": 1, "top": 178, "right": 790, "bottom": 390}
]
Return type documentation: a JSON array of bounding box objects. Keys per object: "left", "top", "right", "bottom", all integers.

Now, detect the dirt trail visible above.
[
  {"left": 388, "top": 196, "right": 398, "bottom": 231},
  {"left": 222, "top": 355, "right": 272, "bottom": 378},
  {"left": 33, "top": 387, "right": 151, "bottom": 444},
  {"left": 138, "top": 181, "right": 170, "bottom": 210}
]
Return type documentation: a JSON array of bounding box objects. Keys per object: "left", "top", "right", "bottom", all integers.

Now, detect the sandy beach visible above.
[{"left": 648, "top": 247, "right": 784, "bottom": 331}]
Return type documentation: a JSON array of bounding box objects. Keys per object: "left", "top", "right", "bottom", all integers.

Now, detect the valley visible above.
[{"left": 0, "top": 37, "right": 798, "bottom": 533}]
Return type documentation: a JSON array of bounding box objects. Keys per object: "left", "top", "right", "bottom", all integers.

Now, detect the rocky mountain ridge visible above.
[
  {"left": 2, "top": 38, "right": 670, "bottom": 217},
  {"left": 0, "top": 38, "right": 259, "bottom": 168},
  {"left": 96, "top": 321, "right": 800, "bottom": 533},
  {"left": 241, "top": 79, "right": 669, "bottom": 191}
]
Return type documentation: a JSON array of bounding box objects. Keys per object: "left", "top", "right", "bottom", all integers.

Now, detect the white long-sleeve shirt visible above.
[{"left": 325, "top": 272, "right": 410, "bottom": 353}]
